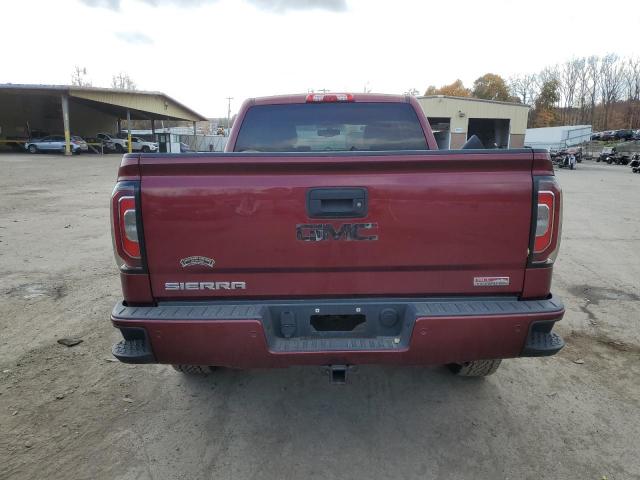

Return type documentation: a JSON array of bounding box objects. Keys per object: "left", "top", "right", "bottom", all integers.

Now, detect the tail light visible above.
[
  {"left": 530, "top": 176, "right": 562, "bottom": 265},
  {"left": 306, "top": 93, "right": 354, "bottom": 103},
  {"left": 111, "top": 181, "right": 145, "bottom": 270}
]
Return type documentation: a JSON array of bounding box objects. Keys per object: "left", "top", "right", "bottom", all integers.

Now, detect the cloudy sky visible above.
[{"left": 1, "top": 0, "right": 638, "bottom": 117}]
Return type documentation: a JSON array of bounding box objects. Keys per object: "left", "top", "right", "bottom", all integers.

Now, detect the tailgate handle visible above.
[{"left": 307, "top": 188, "right": 368, "bottom": 218}]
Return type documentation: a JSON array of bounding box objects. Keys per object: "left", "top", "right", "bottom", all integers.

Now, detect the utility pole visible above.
[{"left": 226, "top": 97, "right": 233, "bottom": 136}]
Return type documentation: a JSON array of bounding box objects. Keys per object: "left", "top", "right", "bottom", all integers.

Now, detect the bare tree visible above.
[
  {"left": 623, "top": 57, "right": 640, "bottom": 128},
  {"left": 558, "top": 59, "right": 582, "bottom": 124},
  {"left": 425, "top": 54, "right": 640, "bottom": 130},
  {"left": 585, "top": 56, "right": 600, "bottom": 129},
  {"left": 111, "top": 72, "right": 137, "bottom": 90},
  {"left": 71, "top": 66, "right": 91, "bottom": 87},
  {"left": 574, "top": 57, "right": 590, "bottom": 125},
  {"left": 509, "top": 73, "right": 538, "bottom": 105},
  {"left": 599, "top": 54, "right": 625, "bottom": 130}
]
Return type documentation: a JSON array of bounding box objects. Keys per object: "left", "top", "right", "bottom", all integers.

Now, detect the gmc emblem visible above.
[{"left": 296, "top": 223, "right": 378, "bottom": 242}]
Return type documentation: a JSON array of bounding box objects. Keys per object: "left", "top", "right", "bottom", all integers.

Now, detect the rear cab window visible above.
[{"left": 234, "top": 102, "right": 428, "bottom": 152}]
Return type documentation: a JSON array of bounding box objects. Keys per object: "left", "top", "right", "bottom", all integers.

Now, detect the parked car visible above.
[
  {"left": 109, "top": 92, "right": 565, "bottom": 382},
  {"left": 129, "top": 136, "right": 159, "bottom": 153},
  {"left": 614, "top": 129, "right": 635, "bottom": 141},
  {"left": 96, "top": 133, "right": 128, "bottom": 153},
  {"left": 591, "top": 131, "right": 602, "bottom": 141},
  {"left": 5, "top": 130, "right": 48, "bottom": 151},
  {"left": 25, "top": 135, "right": 88, "bottom": 154}
]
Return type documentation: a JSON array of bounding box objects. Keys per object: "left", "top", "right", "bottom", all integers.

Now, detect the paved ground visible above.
[{"left": 1, "top": 153, "right": 639, "bottom": 480}]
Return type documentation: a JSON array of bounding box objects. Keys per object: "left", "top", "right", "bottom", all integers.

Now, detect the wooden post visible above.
[{"left": 61, "top": 95, "right": 71, "bottom": 156}]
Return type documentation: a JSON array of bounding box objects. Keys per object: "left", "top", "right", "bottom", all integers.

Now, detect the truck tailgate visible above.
[{"left": 139, "top": 152, "right": 534, "bottom": 299}]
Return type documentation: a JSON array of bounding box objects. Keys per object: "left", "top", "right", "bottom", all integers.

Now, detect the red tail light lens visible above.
[
  {"left": 534, "top": 191, "right": 554, "bottom": 252},
  {"left": 531, "top": 177, "right": 562, "bottom": 265},
  {"left": 111, "top": 181, "right": 143, "bottom": 270},
  {"left": 306, "top": 93, "right": 354, "bottom": 103}
]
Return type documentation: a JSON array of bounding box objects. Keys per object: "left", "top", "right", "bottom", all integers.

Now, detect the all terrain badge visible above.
[
  {"left": 473, "top": 276, "right": 510, "bottom": 287},
  {"left": 179, "top": 256, "right": 215, "bottom": 268}
]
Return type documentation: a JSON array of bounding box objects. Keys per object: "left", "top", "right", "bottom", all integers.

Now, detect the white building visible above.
[{"left": 524, "top": 125, "right": 592, "bottom": 151}]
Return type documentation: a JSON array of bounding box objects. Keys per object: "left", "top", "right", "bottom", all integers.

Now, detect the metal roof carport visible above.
[{"left": 0, "top": 84, "right": 207, "bottom": 155}]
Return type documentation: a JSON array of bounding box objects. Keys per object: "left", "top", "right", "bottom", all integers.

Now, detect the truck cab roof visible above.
[{"left": 248, "top": 93, "right": 414, "bottom": 106}]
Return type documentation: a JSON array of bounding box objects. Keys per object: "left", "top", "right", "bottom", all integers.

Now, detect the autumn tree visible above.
[
  {"left": 424, "top": 79, "right": 471, "bottom": 97},
  {"left": 532, "top": 79, "right": 560, "bottom": 127},
  {"left": 421, "top": 55, "right": 640, "bottom": 130},
  {"left": 472, "top": 73, "right": 514, "bottom": 102}
]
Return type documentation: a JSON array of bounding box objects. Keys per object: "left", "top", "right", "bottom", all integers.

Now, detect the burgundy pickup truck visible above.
[{"left": 110, "top": 93, "right": 564, "bottom": 382}]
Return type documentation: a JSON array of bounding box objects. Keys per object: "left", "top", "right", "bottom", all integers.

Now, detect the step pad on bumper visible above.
[
  {"left": 272, "top": 336, "right": 400, "bottom": 352},
  {"left": 522, "top": 331, "right": 565, "bottom": 357},
  {"left": 112, "top": 339, "right": 155, "bottom": 364}
]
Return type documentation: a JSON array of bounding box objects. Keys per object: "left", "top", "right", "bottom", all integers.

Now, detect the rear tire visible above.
[
  {"left": 447, "top": 359, "right": 502, "bottom": 377},
  {"left": 171, "top": 364, "right": 218, "bottom": 375}
]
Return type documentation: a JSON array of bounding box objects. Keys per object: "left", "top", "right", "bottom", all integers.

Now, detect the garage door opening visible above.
[
  {"left": 467, "top": 118, "right": 510, "bottom": 148},
  {"left": 428, "top": 117, "right": 450, "bottom": 149}
]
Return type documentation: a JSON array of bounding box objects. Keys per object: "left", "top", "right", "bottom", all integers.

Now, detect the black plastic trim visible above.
[
  {"left": 306, "top": 187, "right": 368, "bottom": 218},
  {"left": 112, "top": 327, "right": 155, "bottom": 363},
  {"left": 112, "top": 295, "right": 564, "bottom": 320},
  {"left": 138, "top": 148, "right": 547, "bottom": 158},
  {"left": 521, "top": 320, "right": 565, "bottom": 357},
  {"left": 112, "top": 296, "right": 564, "bottom": 355}
]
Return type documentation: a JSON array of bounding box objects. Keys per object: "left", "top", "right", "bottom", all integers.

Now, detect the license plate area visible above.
[
  {"left": 311, "top": 314, "right": 366, "bottom": 332},
  {"left": 267, "top": 302, "right": 410, "bottom": 341}
]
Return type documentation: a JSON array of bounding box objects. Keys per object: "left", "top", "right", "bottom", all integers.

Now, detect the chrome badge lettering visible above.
[
  {"left": 473, "top": 277, "right": 510, "bottom": 287},
  {"left": 179, "top": 256, "right": 215, "bottom": 268},
  {"left": 165, "top": 281, "right": 246, "bottom": 291},
  {"left": 296, "top": 223, "right": 378, "bottom": 242}
]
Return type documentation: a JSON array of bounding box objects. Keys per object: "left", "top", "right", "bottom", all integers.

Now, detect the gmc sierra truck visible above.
[{"left": 110, "top": 93, "right": 564, "bottom": 382}]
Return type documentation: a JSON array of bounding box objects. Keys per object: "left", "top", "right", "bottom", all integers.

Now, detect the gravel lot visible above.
[{"left": 1, "top": 153, "right": 639, "bottom": 480}]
